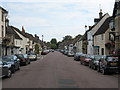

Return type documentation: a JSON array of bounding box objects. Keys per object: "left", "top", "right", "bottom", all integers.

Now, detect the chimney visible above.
[
  {"left": 89, "top": 26, "right": 92, "bottom": 29},
  {"left": 22, "top": 26, "right": 25, "bottom": 33},
  {"left": 6, "top": 19, "right": 9, "bottom": 27},
  {"left": 99, "top": 9, "right": 103, "bottom": 19}
]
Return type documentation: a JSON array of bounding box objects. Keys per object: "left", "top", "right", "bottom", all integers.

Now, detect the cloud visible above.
[
  {"left": 10, "top": 16, "right": 51, "bottom": 28},
  {"left": 0, "top": 0, "right": 115, "bottom": 41}
]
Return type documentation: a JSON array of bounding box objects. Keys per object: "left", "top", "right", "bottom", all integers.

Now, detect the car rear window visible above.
[
  {"left": 94, "top": 56, "right": 102, "bottom": 60},
  {"left": 107, "top": 57, "right": 118, "bottom": 61},
  {"left": 17, "top": 54, "right": 24, "bottom": 58},
  {"left": 23, "top": 54, "right": 27, "bottom": 58}
]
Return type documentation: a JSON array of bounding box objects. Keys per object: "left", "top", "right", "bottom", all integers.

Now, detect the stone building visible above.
[{"left": 0, "top": 6, "right": 8, "bottom": 56}]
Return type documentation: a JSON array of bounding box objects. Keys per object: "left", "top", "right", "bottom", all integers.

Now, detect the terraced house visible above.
[{"left": 0, "top": 6, "right": 8, "bottom": 56}]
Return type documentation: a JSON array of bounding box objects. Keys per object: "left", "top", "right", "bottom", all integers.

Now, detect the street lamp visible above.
[{"left": 42, "top": 35, "right": 44, "bottom": 51}]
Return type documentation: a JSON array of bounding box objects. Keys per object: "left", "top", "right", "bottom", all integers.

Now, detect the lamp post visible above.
[{"left": 42, "top": 35, "right": 44, "bottom": 51}]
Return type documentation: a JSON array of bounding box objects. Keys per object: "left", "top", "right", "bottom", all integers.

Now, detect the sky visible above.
[{"left": 0, "top": 0, "right": 115, "bottom": 42}]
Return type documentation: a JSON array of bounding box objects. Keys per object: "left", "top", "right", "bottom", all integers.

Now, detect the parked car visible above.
[
  {"left": 28, "top": 53, "right": 37, "bottom": 61},
  {"left": 89, "top": 55, "right": 103, "bottom": 70},
  {"left": 41, "top": 50, "right": 49, "bottom": 55},
  {"left": 80, "top": 54, "right": 86, "bottom": 64},
  {"left": 0, "top": 58, "right": 12, "bottom": 78},
  {"left": 97, "top": 55, "right": 119, "bottom": 75},
  {"left": 74, "top": 52, "right": 83, "bottom": 61},
  {"left": 49, "top": 49, "right": 54, "bottom": 52},
  {"left": 23, "top": 54, "right": 31, "bottom": 64},
  {"left": 2, "top": 55, "right": 20, "bottom": 73},
  {"left": 67, "top": 51, "right": 74, "bottom": 57},
  {"left": 60, "top": 50, "right": 64, "bottom": 53},
  {"left": 80, "top": 54, "right": 93, "bottom": 66},
  {"left": 63, "top": 50, "right": 69, "bottom": 55},
  {"left": 15, "top": 54, "right": 29, "bottom": 65}
]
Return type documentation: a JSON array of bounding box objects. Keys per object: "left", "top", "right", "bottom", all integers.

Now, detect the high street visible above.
[{"left": 2, "top": 51, "right": 118, "bottom": 88}]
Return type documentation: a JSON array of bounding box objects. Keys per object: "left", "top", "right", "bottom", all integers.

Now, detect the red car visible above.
[
  {"left": 80, "top": 54, "right": 93, "bottom": 66},
  {"left": 41, "top": 50, "right": 49, "bottom": 55},
  {"left": 15, "top": 54, "right": 29, "bottom": 66}
]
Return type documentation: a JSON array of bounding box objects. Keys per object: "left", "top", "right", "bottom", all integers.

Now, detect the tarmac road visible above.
[{"left": 2, "top": 51, "right": 119, "bottom": 88}]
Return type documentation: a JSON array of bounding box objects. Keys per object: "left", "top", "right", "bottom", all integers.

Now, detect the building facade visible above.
[
  {"left": 87, "top": 12, "right": 110, "bottom": 55},
  {"left": 0, "top": 7, "right": 8, "bottom": 56}
]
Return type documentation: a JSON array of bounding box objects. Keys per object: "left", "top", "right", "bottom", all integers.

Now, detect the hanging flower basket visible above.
[
  {"left": 105, "top": 42, "right": 115, "bottom": 49},
  {"left": 105, "top": 42, "right": 111, "bottom": 49},
  {"left": 83, "top": 40, "right": 88, "bottom": 45}
]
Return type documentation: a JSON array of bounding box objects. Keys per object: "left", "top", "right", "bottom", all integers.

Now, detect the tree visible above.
[
  {"left": 35, "top": 44, "right": 39, "bottom": 54},
  {"left": 57, "top": 41, "right": 62, "bottom": 48},
  {"left": 50, "top": 44, "right": 57, "bottom": 49},
  {"left": 50, "top": 38, "right": 57, "bottom": 44},
  {"left": 62, "top": 35, "right": 72, "bottom": 42}
]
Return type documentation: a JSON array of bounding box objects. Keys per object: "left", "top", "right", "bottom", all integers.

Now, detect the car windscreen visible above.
[{"left": 107, "top": 57, "right": 118, "bottom": 61}]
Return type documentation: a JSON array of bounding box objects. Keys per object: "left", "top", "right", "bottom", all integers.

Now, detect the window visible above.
[
  {"left": 16, "top": 41, "right": 17, "bottom": 45},
  {"left": 2, "top": 12, "right": 4, "bottom": 22},
  {"left": 101, "top": 48, "right": 104, "bottom": 55},
  {"left": 101, "top": 34, "right": 104, "bottom": 40},
  {"left": 2, "top": 26, "right": 4, "bottom": 37}
]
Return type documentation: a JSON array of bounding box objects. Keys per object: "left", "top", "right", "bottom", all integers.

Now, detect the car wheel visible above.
[
  {"left": 97, "top": 66, "right": 100, "bottom": 72},
  {"left": 28, "top": 61, "right": 31, "bottom": 64},
  {"left": 80, "top": 61, "right": 82, "bottom": 65},
  {"left": 89, "top": 64, "right": 91, "bottom": 68},
  {"left": 101, "top": 68, "right": 107, "bottom": 75},
  {"left": 84, "top": 62, "right": 86, "bottom": 66},
  {"left": 93, "top": 65, "right": 96, "bottom": 70},
  {"left": 11, "top": 66, "right": 15, "bottom": 73},
  {"left": 7, "top": 69, "right": 12, "bottom": 78},
  {"left": 25, "top": 61, "right": 28, "bottom": 65},
  {"left": 17, "top": 66, "right": 20, "bottom": 70}
]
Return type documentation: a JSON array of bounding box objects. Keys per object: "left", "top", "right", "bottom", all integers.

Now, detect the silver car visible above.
[
  {"left": 0, "top": 59, "right": 12, "bottom": 78},
  {"left": 28, "top": 53, "right": 37, "bottom": 61}
]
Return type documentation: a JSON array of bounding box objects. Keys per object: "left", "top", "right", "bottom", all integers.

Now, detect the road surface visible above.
[{"left": 2, "top": 51, "right": 119, "bottom": 88}]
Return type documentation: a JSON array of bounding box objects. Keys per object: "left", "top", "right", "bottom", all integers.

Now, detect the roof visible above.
[
  {"left": 72, "top": 34, "right": 82, "bottom": 44},
  {"left": 6, "top": 26, "right": 22, "bottom": 40},
  {"left": 11, "top": 26, "right": 28, "bottom": 38},
  {"left": 113, "top": 1, "right": 120, "bottom": 17},
  {"left": 94, "top": 17, "right": 113, "bottom": 36},
  {"left": 0, "top": 6, "right": 8, "bottom": 13},
  {"left": 25, "top": 33, "right": 34, "bottom": 40},
  {"left": 81, "top": 31, "right": 87, "bottom": 41},
  {"left": 25, "top": 33, "right": 39, "bottom": 43}
]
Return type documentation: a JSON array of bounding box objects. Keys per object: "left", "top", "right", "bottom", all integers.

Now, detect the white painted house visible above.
[
  {"left": 12, "top": 26, "right": 29, "bottom": 54},
  {"left": 5, "top": 26, "right": 23, "bottom": 55},
  {"left": 74, "top": 39, "right": 83, "bottom": 53},
  {"left": 87, "top": 10, "right": 110, "bottom": 55}
]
